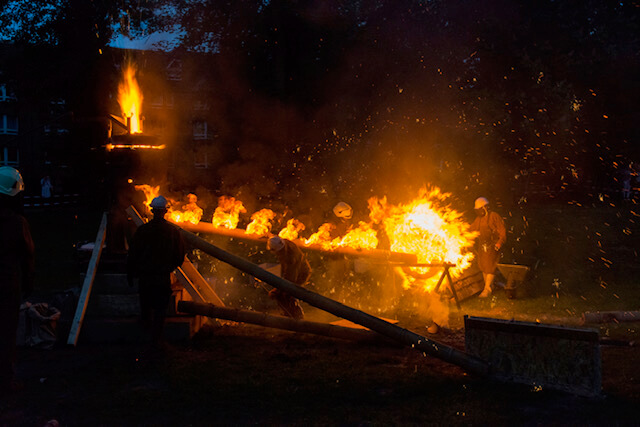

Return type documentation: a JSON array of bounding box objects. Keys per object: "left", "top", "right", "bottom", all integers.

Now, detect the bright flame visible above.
[
  {"left": 170, "top": 194, "right": 203, "bottom": 225},
  {"left": 211, "top": 196, "right": 246, "bottom": 229},
  {"left": 106, "top": 144, "right": 165, "bottom": 151},
  {"left": 118, "top": 62, "right": 143, "bottom": 134},
  {"left": 134, "top": 184, "right": 160, "bottom": 212},
  {"left": 369, "top": 188, "right": 477, "bottom": 292},
  {"left": 278, "top": 219, "right": 306, "bottom": 240},
  {"left": 335, "top": 221, "right": 378, "bottom": 250},
  {"left": 302, "top": 221, "right": 378, "bottom": 250},
  {"left": 246, "top": 209, "right": 276, "bottom": 235},
  {"left": 304, "top": 223, "right": 336, "bottom": 247},
  {"left": 133, "top": 185, "right": 202, "bottom": 224}
]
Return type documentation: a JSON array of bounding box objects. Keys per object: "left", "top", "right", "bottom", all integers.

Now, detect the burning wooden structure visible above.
[
  {"left": 177, "top": 220, "right": 418, "bottom": 264},
  {"left": 173, "top": 222, "right": 490, "bottom": 375},
  {"left": 178, "top": 301, "right": 396, "bottom": 345}
]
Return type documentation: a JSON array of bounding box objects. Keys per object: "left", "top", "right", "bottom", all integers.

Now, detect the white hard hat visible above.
[
  {"left": 267, "top": 236, "right": 285, "bottom": 252},
  {"left": 333, "top": 202, "right": 353, "bottom": 219},
  {"left": 0, "top": 166, "right": 25, "bottom": 197},
  {"left": 150, "top": 195, "right": 169, "bottom": 209},
  {"left": 474, "top": 197, "right": 489, "bottom": 209}
]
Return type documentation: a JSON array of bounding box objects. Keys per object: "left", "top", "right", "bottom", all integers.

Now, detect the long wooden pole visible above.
[
  {"left": 177, "top": 301, "right": 395, "bottom": 345},
  {"left": 176, "top": 221, "right": 417, "bottom": 264},
  {"left": 177, "top": 227, "right": 489, "bottom": 376},
  {"left": 67, "top": 212, "right": 108, "bottom": 346}
]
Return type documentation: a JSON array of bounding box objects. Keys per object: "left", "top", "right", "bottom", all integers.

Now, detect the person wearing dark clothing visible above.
[
  {"left": 0, "top": 167, "right": 34, "bottom": 394},
  {"left": 127, "top": 196, "right": 186, "bottom": 345},
  {"left": 469, "top": 197, "right": 506, "bottom": 298},
  {"left": 267, "top": 236, "right": 311, "bottom": 320}
]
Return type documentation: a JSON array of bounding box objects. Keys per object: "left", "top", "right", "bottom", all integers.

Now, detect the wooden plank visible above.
[
  {"left": 67, "top": 212, "right": 108, "bottom": 346},
  {"left": 126, "top": 205, "right": 225, "bottom": 307},
  {"left": 126, "top": 205, "right": 145, "bottom": 227},
  {"left": 178, "top": 260, "right": 225, "bottom": 306},
  {"left": 330, "top": 318, "right": 399, "bottom": 330},
  {"left": 178, "top": 301, "right": 397, "bottom": 344},
  {"left": 174, "top": 268, "right": 206, "bottom": 303}
]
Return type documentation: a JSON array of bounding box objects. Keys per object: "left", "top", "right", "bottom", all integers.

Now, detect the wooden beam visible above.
[
  {"left": 176, "top": 220, "right": 418, "bottom": 264},
  {"left": 581, "top": 311, "right": 640, "bottom": 324},
  {"left": 175, "top": 262, "right": 225, "bottom": 306},
  {"left": 67, "top": 212, "right": 108, "bottom": 346},
  {"left": 178, "top": 301, "right": 396, "bottom": 345}
]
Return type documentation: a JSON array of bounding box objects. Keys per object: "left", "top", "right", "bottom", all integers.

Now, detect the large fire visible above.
[
  {"left": 368, "top": 188, "right": 477, "bottom": 292},
  {"left": 132, "top": 184, "right": 478, "bottom": 293},
  {"left": 117, "top": 62, "right": 143, "bottom": 134}
]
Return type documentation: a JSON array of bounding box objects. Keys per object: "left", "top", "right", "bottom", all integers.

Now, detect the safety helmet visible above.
[
  {"left": 267, "top": 236, "right": 285, "bottom": 252},
  {"left": 333, "top": 202, "right": 353, "bottom": 219},
  {"left": 474, "top": 197, "right": 489, "bottom": 209},
  {"left": 150, "top": 195, "right": 169, "bottom": 209},
  {"left": 0, "top": 166, "right": 25, "bottom": 197}
]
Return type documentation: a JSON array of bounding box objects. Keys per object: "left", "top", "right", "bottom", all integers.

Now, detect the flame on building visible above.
[{"left": 117, "top": 62, "right": 144, "bottom": 134}]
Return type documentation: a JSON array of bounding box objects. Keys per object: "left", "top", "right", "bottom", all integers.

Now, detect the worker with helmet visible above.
[
  {"left": 331, "top": 201, "right": 353, "bottom": 238},
  {"left": 0, "top": 167, "right": 35, "bottom": 394},
  {"left": 470, "top": 197, "right": 507, "bottom": 297},
  {"left": 127, "top": 195, "right": 187, "bottom": 346},
  {"left": 266, "top": 236, "right": 311, "bottom": 320}
]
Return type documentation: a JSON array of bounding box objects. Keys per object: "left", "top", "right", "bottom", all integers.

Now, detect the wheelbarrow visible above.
[{"left": 497, "top": 263, "right": 530, "bottom": 299}]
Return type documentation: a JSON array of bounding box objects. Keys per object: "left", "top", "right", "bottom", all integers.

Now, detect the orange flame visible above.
[
  {"left": 302, "top": 221, "right": 378, "bottom": 250},
  {"left": 370, "top": 188, "right": 477, "bottom": 292},
  {"left": 118, "top": 62, "right": 143, "bottom": 134},
  {"left": 211, "top": 196, "right": 246, "bottom": 229},
  {"left": 278, "top": 218, "right": 306, "bottom": 240},
  {"left": 246, "top": 209, "right": 276, "bottom": 235},
  {"left": 335, "top": 221, "right": 378, "bottom": 250},
  {"left": 170, "top": 194, "right": 203, "bottom": 225},
  {"left": 134, "top": 184, "right": 160, "bottom": 212},
  {"left": 304, "top": 223, "right": 335, "bottom": 247},
  {"left": 133, "top": 185, "right": 202, "bottom": 224},
  {"left": 106, "top": 144, "right": 165, "bottom": 151}
]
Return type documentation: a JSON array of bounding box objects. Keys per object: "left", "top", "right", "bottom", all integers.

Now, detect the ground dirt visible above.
[{"left": 2, "top": 306, "right": 639, "bottom": 427}]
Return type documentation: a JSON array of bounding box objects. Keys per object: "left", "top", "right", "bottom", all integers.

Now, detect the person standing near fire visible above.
[
  {"left": 0, "top": 167, "right": 35, "bottom": 394},
  {"left": 469, "top": 197, "right": 506, "bottom": 298},
  {"left": 267, "top": 236, "right": 311, "bottom": 320},
  {"left": 323, "top": 202, "right": 355, "bottom": 300},
  {"left": 127, "top": 196, "right": 186, "bottom": 346}
]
